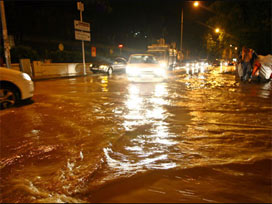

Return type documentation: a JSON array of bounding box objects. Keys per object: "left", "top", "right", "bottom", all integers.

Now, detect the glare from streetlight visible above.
[
  {"left": 193, "top": 1, "right": 199, "bottom": 7},
  {"left": 215, "top": 28, "right": 220, "bottom": 33}
]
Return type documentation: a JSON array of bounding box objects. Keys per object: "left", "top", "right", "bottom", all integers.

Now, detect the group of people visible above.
[{"left": 238, "top": 46, "right": 258, "bottom": 82}]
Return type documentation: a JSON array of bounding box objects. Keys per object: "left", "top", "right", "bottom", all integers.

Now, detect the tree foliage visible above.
[
  {"left": 10, "top": 45, "right": 39, "bottom": 63},
  {"left": 204, "top": 0, "right": 271, "bottom": 59}
]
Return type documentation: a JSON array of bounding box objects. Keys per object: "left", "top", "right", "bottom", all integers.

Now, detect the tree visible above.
[
  {"left": 204, "top": 0, "right": 271, "bottom": 59},
  {"left": 10, "top": 45, "right": 39, "bottom": 63}
]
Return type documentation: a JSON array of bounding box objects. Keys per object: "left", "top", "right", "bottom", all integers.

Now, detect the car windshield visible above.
[{"left": 129, "top": 55, "right": 158, "bottom": 64}]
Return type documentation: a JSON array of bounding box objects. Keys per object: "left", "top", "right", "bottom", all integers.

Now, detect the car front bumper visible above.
[{"left": 21, "top": 80, "right": 34, "bottom": 100}]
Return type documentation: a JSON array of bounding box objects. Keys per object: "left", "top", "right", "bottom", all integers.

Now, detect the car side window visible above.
[{"left": 115, "top": 58, "right": 126, "bottom": 64}]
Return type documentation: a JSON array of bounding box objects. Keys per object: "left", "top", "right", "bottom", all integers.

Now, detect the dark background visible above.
[{"left": 1, "top": 0, "right": 271, "bottom": 62}]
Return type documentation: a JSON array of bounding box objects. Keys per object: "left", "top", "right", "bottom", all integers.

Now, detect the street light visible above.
[
  {"left": 215, "top": 28, "right": 220, "bottom": 33},
  {"left": 193, "top": 1, "right": 199, "bottom": 7},
  {"left": 180, "top": 1, "right": 198, "bottom": 61}
]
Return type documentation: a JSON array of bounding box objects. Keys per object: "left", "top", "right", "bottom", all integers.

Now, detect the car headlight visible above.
[
  {"left": 126, "top": 66, "right": 140, "bottom": 76},
  {"left": 99, "top": 65, "right": 109, "bottom": 71},
  {"left": 159, "top": 62, "right": 167, "bottom": 68},
  {"left": 22, "top": 73, "right": 32, "bottom": 81},
  {"left": 89, "top": 63, "right": 93, "bottom": 68},
  {"left": 154, "top": 68, "right": 166, "bottom": 76}
]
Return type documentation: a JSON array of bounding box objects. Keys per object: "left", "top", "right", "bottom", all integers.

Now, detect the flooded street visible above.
[{"left": 1, "top": 67, "right": 272, "bottom": 203}]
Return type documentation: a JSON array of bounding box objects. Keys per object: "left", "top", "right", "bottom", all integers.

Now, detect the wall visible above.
[{"left": 10, "top": 61, "right": 92, "bottom": 79}]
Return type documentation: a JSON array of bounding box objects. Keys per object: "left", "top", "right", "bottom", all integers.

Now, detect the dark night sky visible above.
[
  {"left": 3, "top": 0, "right": 214, "bottom": 57},
  {"left": 95, "top": 0, "right": 213, "bottom": 52}
]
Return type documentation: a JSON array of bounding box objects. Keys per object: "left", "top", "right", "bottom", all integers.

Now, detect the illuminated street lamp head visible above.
[
  {"left": 215, "top": 28, "right": 220, "bottom": 33},
  {"left": 193, "top": 1, "right": 199, "bottom": 7},
  {"left": 118, "top": 44, "right": 123, "bottom": 48}
]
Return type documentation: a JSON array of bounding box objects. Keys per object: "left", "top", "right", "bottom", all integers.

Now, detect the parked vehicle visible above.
[
  {"left": 0, "top": 67, "right": 34, "bottom": 109},
  {"left": 212, "top": 59, "right": 231, "bottom": 67},
  {"left": 183, "top": 60, "right": 198, "bottom": 68},
  {"left": 198, "top": 59, "right": 210, "bottom": 67},
  {"left": 90, "top": 57, "right": 127, "bottom": 75},
  {"left": 250, "top": 54, "right": 272, "bottom": 82},
  {"left": 126, "top": 54, "right": 167, "bottom": 82}
]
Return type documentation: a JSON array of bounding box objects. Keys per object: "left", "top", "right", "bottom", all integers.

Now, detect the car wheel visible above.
[
  {"left": 0, "top": 86, "right": 19, "bottom": 109},
  {"left": 108, "top": 67, "right": 113, "bottom": 75}
]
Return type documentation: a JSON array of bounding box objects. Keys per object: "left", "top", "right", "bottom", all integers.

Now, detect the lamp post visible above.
[{"left": 180, "top": 1, "right": 202, "bottom": 61}]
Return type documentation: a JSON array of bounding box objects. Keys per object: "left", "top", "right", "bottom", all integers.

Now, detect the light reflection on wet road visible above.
[{"left": 0, "top": 67, "right": 271, "bottom": 203}]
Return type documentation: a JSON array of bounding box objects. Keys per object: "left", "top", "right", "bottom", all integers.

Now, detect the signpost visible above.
[
  {"left": 74, "top": 20, "right": 90, "bottom": 32},
  {"left": 75, "top": 30, "right": 91, "bottom": 41},
  {"left": 74, "top": 2, "right": 91, "bottom": 76},
  {"left": 118, "top": 44, "right": 123, "bottom": 55},
  {"left": 91, "top": 47, "right": 96, "bottom": 57}
]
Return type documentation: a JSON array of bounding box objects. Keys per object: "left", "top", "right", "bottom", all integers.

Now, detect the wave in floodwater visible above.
[{"left": 0, "top": 72, "right": 271, "bottom": 203}]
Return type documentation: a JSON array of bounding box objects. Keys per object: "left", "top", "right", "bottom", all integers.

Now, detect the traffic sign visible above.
[
  {"left": 77, "top": 2, "right": 84, "bottom": 11},
  {"left": 75, "top": 30, "right": 91, "bottom": 41},
  {"left": 74, "top": 20, "right": 90, "bottom": 32}
]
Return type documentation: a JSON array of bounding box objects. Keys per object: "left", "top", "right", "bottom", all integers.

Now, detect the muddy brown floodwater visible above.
[{"left": 1, "top": 67, "right": 272, "bottom": 203}]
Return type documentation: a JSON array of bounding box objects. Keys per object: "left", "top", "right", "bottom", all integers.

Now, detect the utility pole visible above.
[
  {"left": 180, "top": 7, "right": 184, "bottom": 61},
  {"left": 0, "top": 0, "right": 11, "bottom": 68}
]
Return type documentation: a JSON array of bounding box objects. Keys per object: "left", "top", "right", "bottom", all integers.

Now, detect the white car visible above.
[
  {"left": 126, "top": 54, "right": 167, "bottom": 82},
  {"left": 0, "top": 67, "right": 34, "bottom": 109}
]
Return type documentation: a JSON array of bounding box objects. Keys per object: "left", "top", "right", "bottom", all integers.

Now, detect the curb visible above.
[{"left": 32, "top": 73, "right": 93, "bottom": 81}]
